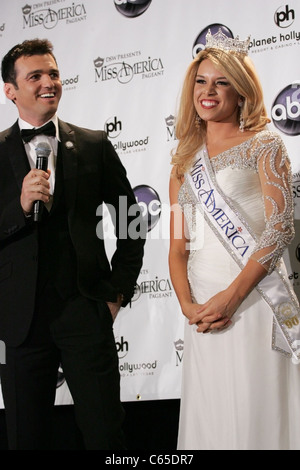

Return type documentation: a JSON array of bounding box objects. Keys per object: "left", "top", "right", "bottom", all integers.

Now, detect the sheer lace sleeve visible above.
[{"left": 250, "top": 133, "right": 295, "bottom": 274}]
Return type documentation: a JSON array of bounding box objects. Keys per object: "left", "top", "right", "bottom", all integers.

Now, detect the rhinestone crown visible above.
[{"left": 205, "top": 28, "right": 251, "bottom": 56}]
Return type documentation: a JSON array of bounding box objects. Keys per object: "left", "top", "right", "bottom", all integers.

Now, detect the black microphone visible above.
[{"left": 33, "top": 142, "right": 52, "bottom": 222}]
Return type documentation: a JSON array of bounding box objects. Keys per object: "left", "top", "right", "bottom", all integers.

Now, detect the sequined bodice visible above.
[{"left": 178, "top": 130, "right": 295, "bottom": 273}]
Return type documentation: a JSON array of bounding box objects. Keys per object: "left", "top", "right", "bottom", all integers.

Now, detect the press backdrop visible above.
[{"left": 0, "top": 0, "right": 299, "bottom": 407}]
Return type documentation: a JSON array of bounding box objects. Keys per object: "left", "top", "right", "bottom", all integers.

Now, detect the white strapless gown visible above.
[{"left": 177, "top": 166, "right": 300, "bottom": 450}]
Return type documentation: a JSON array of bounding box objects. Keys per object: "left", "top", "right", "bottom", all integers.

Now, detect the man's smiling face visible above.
[{"left": 4, "top": 53, "right": 62, "bottom": 127}]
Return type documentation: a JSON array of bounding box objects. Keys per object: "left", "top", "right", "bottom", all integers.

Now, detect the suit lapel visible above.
[
  {"left": 57, "top": 119, "right": 78, "bottom": 209},
  {"left": 49, "top": 142, "right": 63, "bottom": 213},
  {"left": 6, "top": 122, "right": 31, "bottom": 191}
]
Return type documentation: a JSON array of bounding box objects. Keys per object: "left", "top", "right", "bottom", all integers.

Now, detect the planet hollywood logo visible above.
[
  {"left": 274, "top": 4, "right": 295, "bottom": 28},
  {"left": 272, "top": 82, "right": 300, "bottom": 135},
  {"left": 115, "top": 336, "right": 129, "bottom": 360},
  {"left": 94, "top": 52, "right": 164, "bottom": 85},
  {"left": 105, "top": 115, "right": 149, "bottom": 154},
  {"left": 114, "top": 0, "right": 152, "bottom": 18},
  {"left": 192, "top": 23, "right": 234, "bottom": 57},
  {"left": 119, "top": 359, "right": 158, "bottom": 377},
  {"left": 105, "top": 116, "right": 122, "bottom": 139},
  {"left": 249, "top": 4, "right": 299, "bottom": 53},
  {"left": 62, "top": 74, "right": 79, "bottom": 91},
  {"left": 22, "top": 2, "right": 87, "bottom": 29}
]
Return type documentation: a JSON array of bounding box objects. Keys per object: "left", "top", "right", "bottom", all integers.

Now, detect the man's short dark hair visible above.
[{"left": 1, "top": 38, "right": 57, "bottom": 87}]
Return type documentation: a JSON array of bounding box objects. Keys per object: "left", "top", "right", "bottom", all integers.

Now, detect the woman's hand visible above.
[
  {"left": 182, "top": 300, "right": 229, "bottom": 333},
  {"left": 188, "top": 289, "right": 243, "bottom": 333}
]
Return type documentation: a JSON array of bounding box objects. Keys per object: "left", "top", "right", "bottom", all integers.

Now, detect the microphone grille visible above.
[{"left": 35, "top": 141, "right": 52, "bottom": 158}]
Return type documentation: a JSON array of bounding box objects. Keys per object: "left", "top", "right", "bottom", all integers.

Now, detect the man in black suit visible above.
[{"left": 0, "top": 39, "right": 145, "bottom": 450}]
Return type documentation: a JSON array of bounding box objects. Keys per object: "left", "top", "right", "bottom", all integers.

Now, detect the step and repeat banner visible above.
[{"left": 0, "top": 0, "right": 299, "bottom": 406}]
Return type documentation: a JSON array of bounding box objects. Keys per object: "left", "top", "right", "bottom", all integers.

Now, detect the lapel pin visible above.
[{"left": 65, "top": 141, "right": 74, "bottom": 149}]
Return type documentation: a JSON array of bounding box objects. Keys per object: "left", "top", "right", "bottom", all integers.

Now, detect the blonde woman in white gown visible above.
[{"left": 169, "top": 31, "right": 300, "bottom": 450}]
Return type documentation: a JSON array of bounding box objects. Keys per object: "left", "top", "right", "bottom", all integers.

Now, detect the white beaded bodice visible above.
[{"left": 178, "top": 130, "right": 295, "bottom": 273}]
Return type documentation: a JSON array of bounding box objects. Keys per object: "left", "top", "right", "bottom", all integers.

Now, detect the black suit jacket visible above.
[{"left": 0, "top": 119, "right": 145, "bottom": 346}]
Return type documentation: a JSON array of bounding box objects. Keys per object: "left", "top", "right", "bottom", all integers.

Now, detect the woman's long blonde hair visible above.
[{"left": 171, "top": 48, "right": 270, "bottom": 179}]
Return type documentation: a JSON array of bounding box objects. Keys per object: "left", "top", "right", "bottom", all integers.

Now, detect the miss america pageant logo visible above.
[
  {"left": 94, "top": 52, "right": 164, "bottom": 85},
  {"left": 22, "top": 2, "right": 87, "bottom": 29}
]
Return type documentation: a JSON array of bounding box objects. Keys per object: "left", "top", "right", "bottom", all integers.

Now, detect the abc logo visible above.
[
  {"left": 272, "top": 83, "right": 300, "bottom": 136},
  {"left": 114, "top": 0, "right": 152, "bottom": 18},
  {"left": 192, "top": 23, "right": 233, "bottom": 58},
  {"left": 133, "top": 185, "right": 161, "bottom": 232}
]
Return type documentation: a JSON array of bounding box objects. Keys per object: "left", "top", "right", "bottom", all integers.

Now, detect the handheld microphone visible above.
[{"left": 33, "top": 142, "right": 52, "bottom": 222}]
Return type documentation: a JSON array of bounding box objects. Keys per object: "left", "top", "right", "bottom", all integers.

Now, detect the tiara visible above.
[{"left": 205, "top": 28, "right": 251, "bottom": 56}]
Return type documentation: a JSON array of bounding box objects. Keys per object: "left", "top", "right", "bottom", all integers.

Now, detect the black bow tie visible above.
[{"left": 21, "top": 121, "right": 56, "bottom": 143}]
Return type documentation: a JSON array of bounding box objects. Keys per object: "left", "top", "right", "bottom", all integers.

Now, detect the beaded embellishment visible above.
[{"left": 178, "top": 130, "right": 295, "bottom": 274}]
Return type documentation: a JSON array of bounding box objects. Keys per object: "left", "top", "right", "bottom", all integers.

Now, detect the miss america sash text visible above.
[{"left": 187, "top": 147, "right": 300, "bottom": 361}]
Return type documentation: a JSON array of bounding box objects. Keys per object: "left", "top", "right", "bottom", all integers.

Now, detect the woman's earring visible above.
[
  {"left": 238, "top": 101, "right": 245, "bottom": 132},
  {"left": 239, "top": 112, "right": 245, "bottom": 132},
  {"left": 195, "top": 114, "right": 201, "bottom": 130}
]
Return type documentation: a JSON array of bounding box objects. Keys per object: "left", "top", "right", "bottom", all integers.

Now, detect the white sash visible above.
[{"left": 187, "top": 147, "right": 300, "bottom": 361}]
